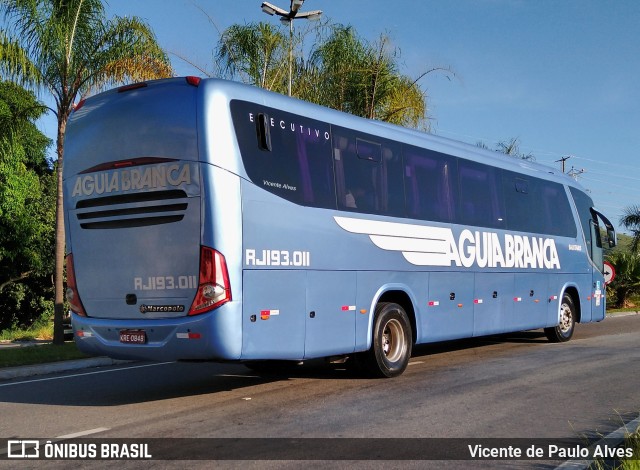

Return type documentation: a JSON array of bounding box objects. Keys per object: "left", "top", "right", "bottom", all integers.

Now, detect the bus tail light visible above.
[
  {"left": 65, "top": 254, "right": 87, "bottom": 316},
  {"left": 188, "top": 247, "right": 231, "bottom": 315}
]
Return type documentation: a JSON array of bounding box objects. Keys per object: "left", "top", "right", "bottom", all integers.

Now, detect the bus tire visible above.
[
  {"left": 544, "top": 293, "right": 576, "bottom": 342},
  {"left": 362, "top": 302, "right": 412, "bottom": 378}
]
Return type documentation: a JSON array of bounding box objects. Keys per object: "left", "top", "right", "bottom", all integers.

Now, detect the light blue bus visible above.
[{"left": 64, "top": 77, "right": 615, "bottom": 377}]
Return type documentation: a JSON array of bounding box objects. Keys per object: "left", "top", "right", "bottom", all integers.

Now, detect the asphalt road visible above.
[{"left": 0, "top": 313, "right": 639, "bottom": 469}]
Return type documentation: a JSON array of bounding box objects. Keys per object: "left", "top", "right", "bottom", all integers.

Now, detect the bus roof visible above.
[
  {"left": 69, "top": 76, "right": 589, "bottom": 195},
  {"left": 202, "top": 78, "right": 587, "bottom": 193}
]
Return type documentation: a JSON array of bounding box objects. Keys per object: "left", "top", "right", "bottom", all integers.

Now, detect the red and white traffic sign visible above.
[{"left": 603, "top": 261, "right": 616, "bottom": 285}]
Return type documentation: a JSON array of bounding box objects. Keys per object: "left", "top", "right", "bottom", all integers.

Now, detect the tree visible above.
[
  {"left": 0, "top": 81, "right": 54, "bottom": 330},
  {"left": 215, "top": 22, "right": 288, "bottom": 92},
  {"left": 214, "top": 21, "right": 445, "bottom": 130},
  {"left": 477, "top": 137, "right": 535, "bottom": 161},
  {"left": 605, "top": 251, "right": 640, "bottom": 308},
  {"left": 305, "top": 25, "right": 430, "bottom": 128},
  {"left": 620, "top": 205, "right": 640, "bottom": 253},
  {"left": 0, "top": 137, "right": 48, "bottom": 291},
  {"left": 0, "top": 0, "right": 172, "bottom": 344}
]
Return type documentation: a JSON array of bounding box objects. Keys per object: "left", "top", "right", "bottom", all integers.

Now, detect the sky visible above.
[{"left": 31, "top": 0, "right": 640, "bottom": 234}]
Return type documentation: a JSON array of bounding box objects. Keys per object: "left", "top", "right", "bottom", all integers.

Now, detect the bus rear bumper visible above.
[{"left": 70, "top": 304, "right": 242, "bottom": 362}]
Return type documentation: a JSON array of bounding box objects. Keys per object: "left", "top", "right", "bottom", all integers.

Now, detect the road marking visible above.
[
  {"left": 217, "top": 374, "right": 260, "bottom": 378},
  {"left": 0, "top": 362, "right": 174, "bottom": 388},
  {"left": 0, "top": 428, "right": 111, "bottom": 457},
  {"left": 408, "top": 361, "right": 424, "bottom": 366},
  {"left": 57, "top": 428, "right": 110, "bottom": 439}
]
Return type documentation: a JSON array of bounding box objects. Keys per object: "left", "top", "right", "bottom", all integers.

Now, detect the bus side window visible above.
[
  {"left": 503, "top": 173, "right": 535, "bottom": 233},
  {"left": 539, "top": 182, "right": 576, "bottom": 237},
  {"left": 570, "top": 187, "right": 595, "bottom": 260},
  {"left": 503, "top": 171, "right": 576, "bottom": 237},
  {"left": 458, "top": 160, "right": 505, "bottom": 229},
  {"left": 403, "top": 146, "right": 456, "bottom": 223},
  {"left": 230, "top": 101, "right": 335, "bottom": 209},
  {"left": 334, "top": 128, "right": 403, "bottom": 217}
]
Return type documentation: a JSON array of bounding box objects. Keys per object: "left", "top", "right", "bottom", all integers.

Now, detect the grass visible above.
[
  {"left": 0, "top": 321, "right": 89, "bottom": 368},
  {"left": 0, "top": 322, "right": 54, "bottom": 341},
  {"left": 607, "top": 307, "right": 640, "bottom": 315},
  {"left": 620, "top": 430, "right": 640, "bottom": 469},
  {"left": 0, "top": 342, "right": 88, "bottom": 368},
  {"left": 590, "top": 427, "right": 640, "bottom": 470}
]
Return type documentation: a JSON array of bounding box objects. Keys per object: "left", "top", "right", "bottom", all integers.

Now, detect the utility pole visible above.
[
  {"left": 555, "top": 155, "right": 571, "bottom": 173},
  {"left": 261, "top": 0, "right": 323, "bottom": 97}
]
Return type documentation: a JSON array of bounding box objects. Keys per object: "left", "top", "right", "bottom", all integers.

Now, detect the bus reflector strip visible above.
[
  {"left": 76, "top": 331, "right": 92, "bottom": 337},
  {"left": 177, "top": 332, "right": 201, "bottom": 339},
  {"left": 514, "top": 297, "right": 522, "bottom": 302},
  {"left": 549, "top": 295, "right": 558, "bottom": 301},
  {"left": 428, "top": 301, "right": 439, "bottom": 307},
  {"left": 260, "top": 309, "right": 280, "bottom": 320},
  {"left": 474, "top": 299, "right": 483, "bottom": 304},
  {"left": 341, "top": 305, "right": 356, "bottom": 311}
]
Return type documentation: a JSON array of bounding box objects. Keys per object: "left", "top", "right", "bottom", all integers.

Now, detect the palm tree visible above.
[
  {"left": 215, "top": 22, "right": 288, "bottom": 92},
  {"left": 214, "top": 22, "right": 441, "bottom": 130},
  {"left": 496, "top": 137, "right": 535, "bottom": 161},
  {"left": 0, "top": 0, "right": 172, "bottom": 344},
  {"left": 621, "top": 205, "right": 640, "bottom": 253},
  {"left": 306, "top": 26, "right": 434, "bottom": 129},
  {"left": 477, "top": 137, "right": 535, "bottom": 161}
]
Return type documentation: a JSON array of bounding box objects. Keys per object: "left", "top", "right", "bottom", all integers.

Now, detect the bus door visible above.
[{"left": 589, "top": 208, "right": 616, "bottom": 321}]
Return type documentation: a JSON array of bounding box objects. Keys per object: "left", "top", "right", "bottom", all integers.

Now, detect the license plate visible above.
[{"left": 119, "top": 329, "right": 146, "bottom": 344}]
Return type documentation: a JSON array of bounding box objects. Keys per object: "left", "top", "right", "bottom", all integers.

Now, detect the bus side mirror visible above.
[{"left": 607, "top": 228, "right": 616, "bottom": 248}]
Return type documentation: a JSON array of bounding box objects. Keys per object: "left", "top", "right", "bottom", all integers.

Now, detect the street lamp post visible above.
[{"left": 261, "top": 0, "right": 322, "bottom": 96}]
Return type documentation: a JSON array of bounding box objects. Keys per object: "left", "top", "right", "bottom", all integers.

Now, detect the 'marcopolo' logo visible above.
[{"left": 139, "top": 304, "right": 185, "bottom": 314}]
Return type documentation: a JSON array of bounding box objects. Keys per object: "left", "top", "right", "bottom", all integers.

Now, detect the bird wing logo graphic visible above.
[
  {"left": 333, "top": 216, "right": 562, "bottom": 270},
  {"left": 333, "top": 216, "right": 454, "bottom": 266}
]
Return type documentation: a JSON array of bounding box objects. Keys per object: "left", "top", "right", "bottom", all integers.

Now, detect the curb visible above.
[{"left": 0, "top": 357, "right": 131, "bottom": 381}]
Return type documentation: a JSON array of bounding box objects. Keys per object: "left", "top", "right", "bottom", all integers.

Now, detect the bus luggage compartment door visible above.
[
  {"left": 242, "top": 270, "right": 306, "bottom": 359},
  {"left": 304, "top": 271, "right": 356, "bottom": 359}
]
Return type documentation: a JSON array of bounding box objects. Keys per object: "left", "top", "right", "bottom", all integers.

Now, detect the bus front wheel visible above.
[
  {"left": 544, "top": 293, "right": 576, "bottom": 342},
  {"left": 361, "top": 302, "right": 412, "bottom": 378}
]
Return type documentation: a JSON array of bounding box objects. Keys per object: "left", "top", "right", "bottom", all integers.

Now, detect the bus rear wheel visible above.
[
  {"left": 544, "top": 293, "right": 576, "bottom": 342},
  {"left": 361, "top": 302, "right": 412, "bottom": 378}
]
